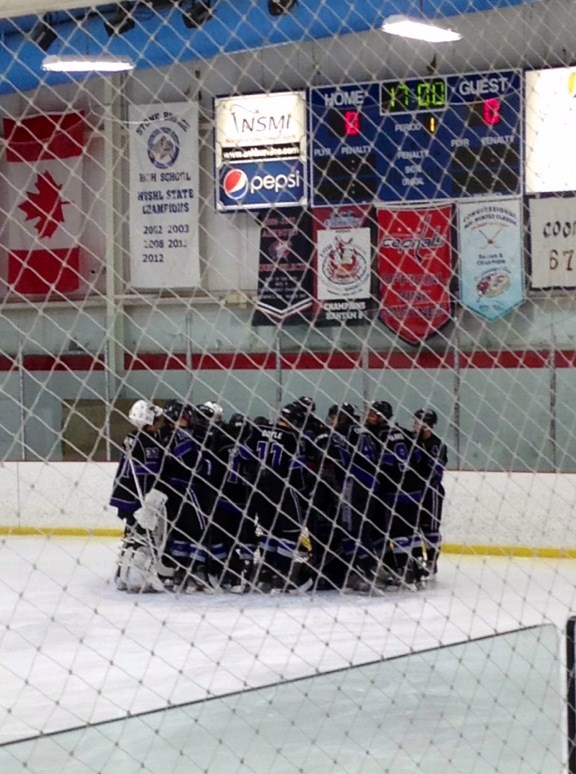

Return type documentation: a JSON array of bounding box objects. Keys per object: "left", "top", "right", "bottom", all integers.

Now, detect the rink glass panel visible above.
[{"left": 0, "top": 624, "right": 562, "bottom": 773}]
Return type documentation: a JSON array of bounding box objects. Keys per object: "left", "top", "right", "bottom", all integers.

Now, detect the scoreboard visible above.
[{"left": 308, "top": 69, "right": 522, "bottom": 205}]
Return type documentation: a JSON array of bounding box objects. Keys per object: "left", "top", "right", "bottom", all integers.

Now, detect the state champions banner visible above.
[
  {"left": 128, "top": 102, "right": 199, "bottom": 289},
  {"left": 457, "top": 199, "right": 524, "bottom": 320},
  {"left": 377, "top": 205, "right": 453, "bottom": 345},
  {"left": 252, "top": 208, "right": 313, "bottom": 326},
  {"left": 312, "top": 206, "right": 374, "bottom": 325},
  {"left": 3, "top": 112, "right": 84, "bottom": 295}
]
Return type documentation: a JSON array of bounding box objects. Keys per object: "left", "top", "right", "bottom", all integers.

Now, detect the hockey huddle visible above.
[{"left": 110, "top": 397, "right": 447, "bottom": 595}]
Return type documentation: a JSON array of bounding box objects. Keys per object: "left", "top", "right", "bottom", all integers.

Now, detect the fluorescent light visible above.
[
  {"left": 41, "top": 55, "right": 135, "bottom": 73},
  {"left": 381, "top": 14, "right": 461, "bottom": 43}
]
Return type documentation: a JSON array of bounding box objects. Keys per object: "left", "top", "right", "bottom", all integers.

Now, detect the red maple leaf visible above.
[{"left": 18, "top": 170, "right": 70, "bottom": 240}]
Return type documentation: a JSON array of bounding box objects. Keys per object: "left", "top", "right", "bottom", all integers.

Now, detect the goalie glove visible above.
[{"left": 133, "top": 489, "right": 168, "bottom": 531}]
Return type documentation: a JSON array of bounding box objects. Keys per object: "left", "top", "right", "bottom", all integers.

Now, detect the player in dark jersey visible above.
[
  {"left": 310, "top": 402, "right": 379, "bottom": 593},
  {"left": 339, "top": 404, "right": 384, "bottom": 592},
  {"left": 202, "top": 411, "right": 257, "bottom": 592},
  {"left": 245, "top": 402, "right": 314, "bottom": 593},
  {"left": 157, "top": 400, "right": 216, "bottom": 593},
  {"left": 368, "top": 401, "right": 426, "bottom": 589},
  {"left": 412, "top": 408, "right": 448, "bottom": 577}
]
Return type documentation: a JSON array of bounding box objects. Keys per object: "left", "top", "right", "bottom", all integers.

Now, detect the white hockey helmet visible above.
[
  {"left": 202, "top": 400, "right": 224, "bottom": 423},
  {"left": 128, "top": 399, "right": 162, "bottom": 429}
]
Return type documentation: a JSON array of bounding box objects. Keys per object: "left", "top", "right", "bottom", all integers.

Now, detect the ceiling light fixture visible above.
[
  {"left": 381, "top": 14, "right": 461, "bottom": 43},
  {"left": 41, "top": 55, "right": 136, "bottom": 73}
]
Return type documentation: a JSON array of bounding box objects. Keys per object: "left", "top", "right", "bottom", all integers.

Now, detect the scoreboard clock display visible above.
[{"left": 309, "top": 69, "right": 522, "bottom": 205}]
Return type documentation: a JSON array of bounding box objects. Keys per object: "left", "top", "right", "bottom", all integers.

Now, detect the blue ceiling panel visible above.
[{"left": 0, "top": 0, "right": 535, "bottom": 96}]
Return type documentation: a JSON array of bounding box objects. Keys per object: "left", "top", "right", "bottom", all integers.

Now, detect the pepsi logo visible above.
[{"left": 222, "top": 169, "right": 248, "bottom": 200}]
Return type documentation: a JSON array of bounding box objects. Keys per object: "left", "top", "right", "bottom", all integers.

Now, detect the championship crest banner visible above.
[
  {"left": 252, "top": 208, "right": 313, "bottom": 325},
  {"left": 457, "top": 199, "right": 524, "bottom": 320},
  {"left": 377, "top": 205, "right": 453, "bottom": 345},
  {"left": 4, "top": 112, "right": 84, "bottom": 295},
  {"left": 312, "top": 205, "right": 373, "bottom": 325},
  {"left": 128, "top": 102, "right": 200, "bottom": 289}
]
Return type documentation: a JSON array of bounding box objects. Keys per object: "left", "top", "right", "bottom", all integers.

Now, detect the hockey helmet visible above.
[
  {"left": 414, "top": 408, "right": 438, "bottom": 428},
  {"left": 162, "top": 399, "right": 186, "bottom": 424},
  {"left": 328, "top": 402, "right": 358, "bottom": 424},
  {"left": 228, "top": 412, "right": 246, "bottom": 435},
  {"left": 202, "top": 400, "right": 224, "bottom": 423},
  {"left": 370, "top": 400, "right": 393, "bottom": 420},
  {"left": 280, "top": 402, "right": 306, "bottom": 427},
  {"left": 253, "top": 415, "right": 271, "bottom": 427},
  {"left": 128, "top": 399, "right": 162, "bottom": 430},
  {"left": 295, "top": 395, "right": 316, "bottom": 413}
]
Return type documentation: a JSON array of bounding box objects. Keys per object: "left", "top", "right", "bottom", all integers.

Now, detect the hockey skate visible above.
[
  {"left": 342, "top": 569, "right": 385, "bottom": 596},
  {"left": 187, "top": 566, "right": 223, "bottom": 594}
]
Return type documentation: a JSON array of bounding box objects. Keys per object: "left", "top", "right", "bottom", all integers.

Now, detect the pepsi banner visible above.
[
  {"left": 312, "top": 206, "right": 374, "bottom": 325},
  {"left": 377, "top": 205, "right": 453, "bottom": 345},
  {"left": 458, "top": 199, "right": 524, "bottom": 320},
  {"left": 215, "top": 91, "right": 306, "bottom": 211},
  {"left": 252, "top": 208, "right": 313, "bottom": 326}
]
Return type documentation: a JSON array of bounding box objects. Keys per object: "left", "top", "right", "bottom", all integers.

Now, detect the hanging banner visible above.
[
  {"left": 377, "top": 205, "right": 453, "bottom": 345},
  {"left": 128, "top": 102, "right": 199, "bottom": 289},
  {"left": 529, "top": 195, "right": 576, "bottom": 289},
  {"left": 252, "top": 208, "right": 313, "bottom": 325},
  {"left": 458, "top": 199, "right": 524, "bottom": 320},
  {"left": 215, "top": 91, "right": 306, "bottom": 211},
  {"left": 3, "top": 112, "right": 84, "bottom": 295},
  {"left": 312, "top": 206, "right": 373, "bottom": 325}
]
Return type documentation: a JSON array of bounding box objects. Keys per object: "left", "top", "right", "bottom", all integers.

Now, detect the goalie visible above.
[{"left": 109, "top": 399, "right": 168, "bottom": 593}]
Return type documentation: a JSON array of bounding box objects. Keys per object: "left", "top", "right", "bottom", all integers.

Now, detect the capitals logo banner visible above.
[
  {"left": 313, "top": 206, "right": 374, "bottom": 325},
  {"left": 457, "top": 199, "right": 524, "bottom": 320},
  {"left": 128, "top": 102, "right": 199, "bottom": 289},
  {"left": 377, "top": 206, "right": 453, "bottom": 345},
  {"left": 252, "top": 208, "right": 313, "bottom": 326},
  {"left": 4, "top": 112, "right": 84, "bottom": 295}
]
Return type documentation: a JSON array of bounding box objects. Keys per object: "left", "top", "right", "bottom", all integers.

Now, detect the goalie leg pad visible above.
[{"left": 117, "top": 543, "right": 165, "bottom": 593}]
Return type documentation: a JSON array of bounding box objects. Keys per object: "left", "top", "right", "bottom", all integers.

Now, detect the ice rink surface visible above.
[{"left": 0, "top": 536, "right": 573, "bottom": 772}]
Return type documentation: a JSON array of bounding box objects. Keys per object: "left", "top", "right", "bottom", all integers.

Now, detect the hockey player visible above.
[
  {"left": 337, "top": 403, "right": 384, "bottom": 593},
  {"left": 371, "top": 401, "right": 426, "bottom": 588},
  {"left": 309, "top": 402, "right": 382, "bottom": 593},
  {"left": 306, "top": 403, "right": 358, "bottom": 591},
  {"left": 157, "top": 400, "right": 216, "bottom": 593},
  {"left": 412, "top": 408, "right": 448, "bottom": 577},
  {"left": 245, "top": 401, "right": 314, "bottom": 593},
  {"left": 109, "top": 399, "right": 166, "bottom": 592},
  {"left": 201, "top": 410, "right": 257, "bottom": 592},
  {"left": 294, "top": 396, "right": 325, "bottom": 441}
]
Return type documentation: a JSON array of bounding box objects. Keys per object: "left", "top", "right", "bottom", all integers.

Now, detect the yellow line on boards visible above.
[{"left": 1, "top": 529, "right": 576, "bottom": 559}]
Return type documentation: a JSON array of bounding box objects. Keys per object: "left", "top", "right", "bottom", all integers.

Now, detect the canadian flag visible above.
[{"left": 3, "top": 112, "right": 84, "bottom": 295}]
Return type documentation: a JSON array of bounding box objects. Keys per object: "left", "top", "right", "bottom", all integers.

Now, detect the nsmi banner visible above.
[
  {"left": 312, "top": 205, "right": 374, "bottom": 325},
  {"left": 377, "top": 205, "right": 453, "bottom": 345},
  {"left": 215, "top": 91, "right": 306, "bottom": 211}
]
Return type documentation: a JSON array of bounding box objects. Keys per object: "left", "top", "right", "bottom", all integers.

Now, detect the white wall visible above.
[{"left": 2, "top": 462, "right": 576, "bottom": 551}]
